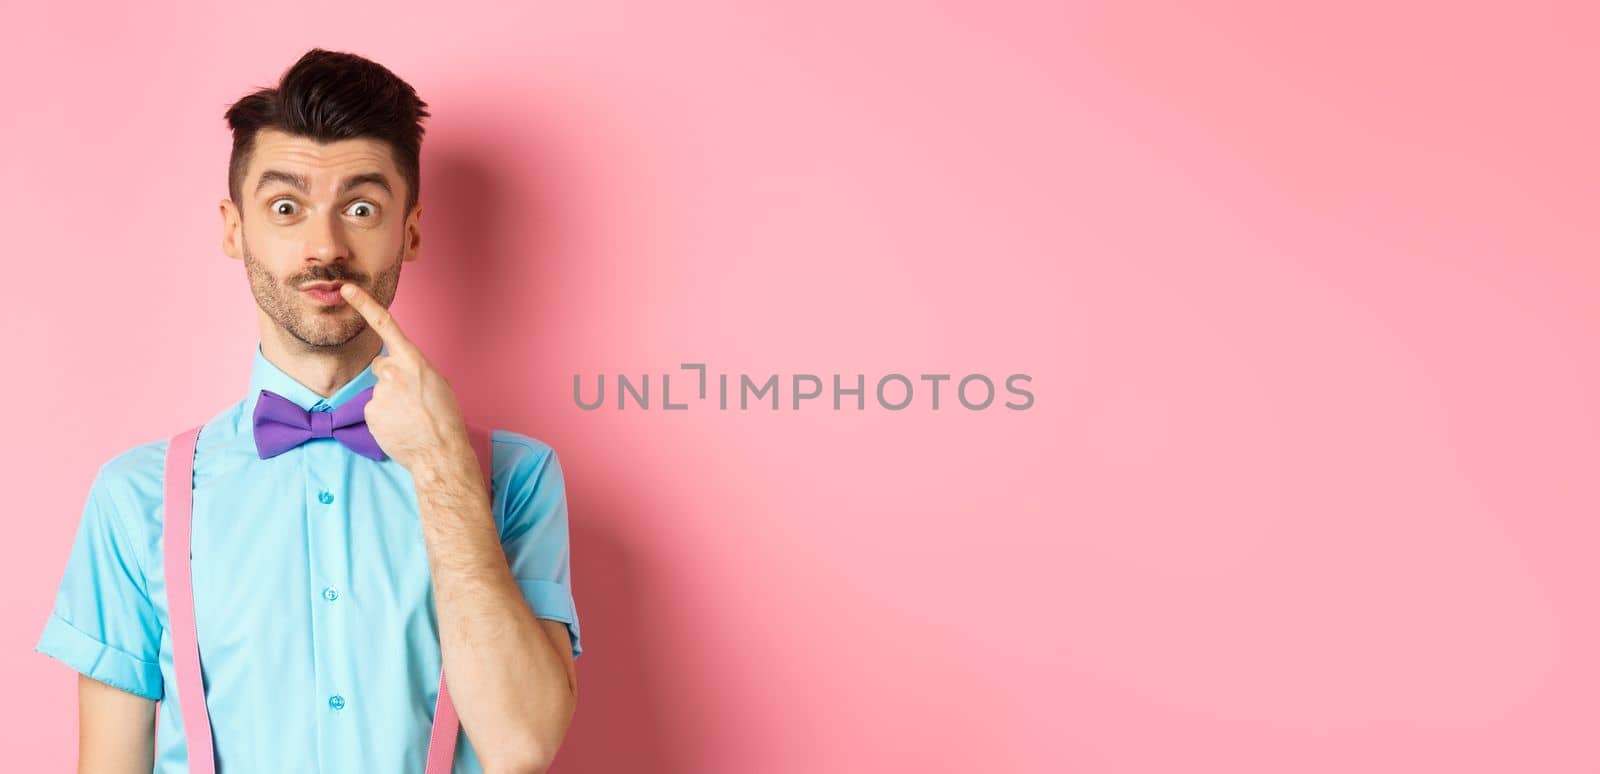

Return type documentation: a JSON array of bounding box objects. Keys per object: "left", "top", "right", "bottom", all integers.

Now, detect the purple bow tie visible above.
[{"left": 252, "top": 386, "right": 387, "bottom": 461}]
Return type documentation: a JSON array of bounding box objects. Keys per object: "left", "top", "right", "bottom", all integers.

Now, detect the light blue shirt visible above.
[{"left": 35, "top": 342, "right": 582, "bottom": 772}]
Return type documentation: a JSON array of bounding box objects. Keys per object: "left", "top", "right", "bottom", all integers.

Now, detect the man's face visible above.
[{"left": 220, "top": 128, "right": 421, "bottom": 348}]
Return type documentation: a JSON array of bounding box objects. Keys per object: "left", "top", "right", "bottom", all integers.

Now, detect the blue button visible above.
[
  {"left": 318, "top": 490, "right": 335, "bottom": 505},
  {"left": 311, "top": 400, "right": 330, "bottom": 412},
  {"left": 322, "top": 587, "right": 339, "bottom": 601},
  {"left": 328, "top": 694, "right": 345, "bottom": 710}
]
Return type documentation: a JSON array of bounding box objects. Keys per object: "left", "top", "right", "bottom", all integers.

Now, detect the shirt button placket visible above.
[{"left": 303, "top": 417, "right": 350, "bottom": 731}]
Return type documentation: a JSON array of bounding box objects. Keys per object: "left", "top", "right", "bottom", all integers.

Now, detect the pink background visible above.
[{"left": 3, "top": 2, "right": 1597, "bottom": 772}]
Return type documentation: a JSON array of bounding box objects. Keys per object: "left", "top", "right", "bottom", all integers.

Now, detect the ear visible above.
[
  {"left": 402, "top": 203, "right": 422, "bottom": 262},
  {"left": 220, "top": 198, "right": 242, "bottom": 261}
]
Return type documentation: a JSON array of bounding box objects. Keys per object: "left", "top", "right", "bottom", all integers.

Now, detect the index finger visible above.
[{"left": 339, "top": 282, "right": 418, "bottom": 357}]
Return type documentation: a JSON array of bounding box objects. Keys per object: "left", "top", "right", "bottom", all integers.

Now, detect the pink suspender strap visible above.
[
  {"left": 163, "top": 425, "right": 213, "bottom": 774},
  {"left": 163, "top": 423, "right": 495, "bottom": 774}
]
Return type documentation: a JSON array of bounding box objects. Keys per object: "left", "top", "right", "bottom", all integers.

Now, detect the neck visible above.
[{"left": 258, "top": 323, "right": 382, "bottom": 399}]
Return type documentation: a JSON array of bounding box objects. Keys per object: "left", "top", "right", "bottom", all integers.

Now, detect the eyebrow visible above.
[{"left": 254, "top": 170, "right": 393, "bottom": 198}]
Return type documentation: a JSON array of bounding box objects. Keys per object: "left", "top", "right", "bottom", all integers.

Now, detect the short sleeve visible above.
[
  {"left": 35, "top": 463, "right": 165, "bottom": 700},
  {"left": 494, "top": 431, "right": 583, "bottom": 661}
]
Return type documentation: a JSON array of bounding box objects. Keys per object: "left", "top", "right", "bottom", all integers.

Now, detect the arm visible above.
[
  {"left": 415, "top": 449, "right": 578, "bottom": 774},
  {"left": 338, "top": 283, "right": 577, "bottom": 773},
  {"left": 35, "top": 459, "right": 167, "bottom": 773},
  {"left": 78, "top": 674, "right": 156, "bottom": 774}
]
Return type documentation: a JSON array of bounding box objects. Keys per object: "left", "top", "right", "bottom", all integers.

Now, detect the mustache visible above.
[{"left": 291, "top": 267, "right": 368, "bottom": 286}]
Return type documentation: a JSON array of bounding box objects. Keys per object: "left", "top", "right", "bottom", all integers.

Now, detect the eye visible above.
[
  {"left": 345, "top": 201, "right": 378, "bottom": 218},
  {"left": 269, "top": 198, "right": 300, "bottom": 217}
]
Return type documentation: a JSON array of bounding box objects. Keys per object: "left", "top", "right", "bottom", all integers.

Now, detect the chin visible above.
[{"left": 290, "top": 320, "right": 362, "bottom": 348}]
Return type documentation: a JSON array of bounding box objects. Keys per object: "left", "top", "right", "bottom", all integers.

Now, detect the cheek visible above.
[
  {"left": 356, "top": 227, "right": 405, "bottom": 254},
  {"left": 244, "top": 226, "right": 302, "bottom": 262}
]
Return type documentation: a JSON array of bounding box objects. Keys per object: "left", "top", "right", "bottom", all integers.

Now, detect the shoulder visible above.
[
  {"left": 488, "top": 428, "right": 564, "bottom": 488},
  {"left": 91, "top": 437, "right": 169, "bottom": 509},
  {"left": 490, "top": 428, "right": 558, "bottom": 468},
  {"left": 78, "top": 436, "right": 170, "bottom": 562},
  {"left": 89, "top": 395, "right": 238, "bottom": 522},
  {"left": 486, "top": 429, "right": 568, "bottom": 526}
]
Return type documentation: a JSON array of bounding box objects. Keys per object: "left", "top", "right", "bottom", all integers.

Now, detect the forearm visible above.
[{"left": 413, "top": 444, "right": 575, "bottom": 773}]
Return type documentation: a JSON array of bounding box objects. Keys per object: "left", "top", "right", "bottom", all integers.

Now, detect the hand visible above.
[{"left": 339, "top": 283, "right": 474, "bottom": 478}]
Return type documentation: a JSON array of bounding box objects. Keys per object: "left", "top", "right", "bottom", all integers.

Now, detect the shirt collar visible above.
[{"left": 239, "top": 340, "right": 388, "bottom": 432}]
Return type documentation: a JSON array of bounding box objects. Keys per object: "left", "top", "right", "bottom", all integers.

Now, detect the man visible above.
[{"left": 34, "top": 48, "right": 581, "bottom": 773}]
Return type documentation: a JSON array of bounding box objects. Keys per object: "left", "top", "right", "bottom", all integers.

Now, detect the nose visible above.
[{"left": 303, "top": 207, "right": 350, "bottom": 264}]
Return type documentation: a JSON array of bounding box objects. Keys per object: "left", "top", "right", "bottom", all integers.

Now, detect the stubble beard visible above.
[{"left": 242, "top": 236, "right": 403, "bottom": 349}]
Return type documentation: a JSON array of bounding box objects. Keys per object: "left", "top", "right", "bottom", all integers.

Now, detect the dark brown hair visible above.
[{"left": 224, "top": 48, "right": 430, "bottom": 214}]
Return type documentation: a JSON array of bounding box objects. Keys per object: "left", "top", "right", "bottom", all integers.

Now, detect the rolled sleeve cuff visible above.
[
  {"left": 35, "top": 613, "right": 163, "bottom": 700},
  {"left": 514, "top": 578, "right": 582, "bottom": 660}
]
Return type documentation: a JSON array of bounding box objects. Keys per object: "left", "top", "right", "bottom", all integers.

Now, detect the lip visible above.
[{"left": 300, "top": 282, "right": 346, "bottom": 306}]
